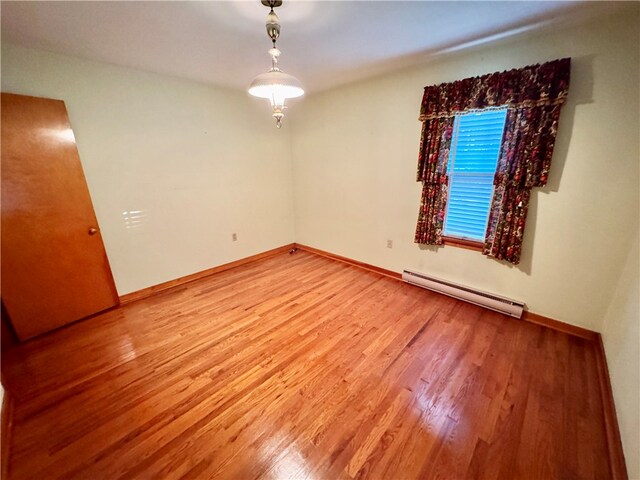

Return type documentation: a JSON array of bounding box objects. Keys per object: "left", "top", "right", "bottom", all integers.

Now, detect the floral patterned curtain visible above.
[
  {"left": 414, "top": 116, "right": 454, "bottom": 245},
  {"left": 415, "top": 58, "right": 571, "bottom": 263}
]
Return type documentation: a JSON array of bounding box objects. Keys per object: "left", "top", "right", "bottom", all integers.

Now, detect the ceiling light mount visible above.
[
  {"left": 260, "top": 0, "right": 282, "bottom": 7},
  {"left": 248, "top": 0, "right": 303, "bottom": 128}
]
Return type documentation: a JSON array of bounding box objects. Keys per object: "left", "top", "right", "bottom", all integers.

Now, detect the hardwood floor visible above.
[{"left": 1, "top": 250, "right": 612, "bottom": 479}]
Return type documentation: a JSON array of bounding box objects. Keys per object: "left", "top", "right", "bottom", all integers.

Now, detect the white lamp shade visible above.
[{"left": 248, "top": 70, "right": 304, "bottom": 103}]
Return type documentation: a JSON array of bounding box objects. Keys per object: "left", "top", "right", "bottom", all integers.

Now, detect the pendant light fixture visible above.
[{"left": 248, "top": 0, "right": 304, "bottom": 128}]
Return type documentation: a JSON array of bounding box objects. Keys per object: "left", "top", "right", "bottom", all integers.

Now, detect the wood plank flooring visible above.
[{"left": 1, "top": 250, "right": 611, "bottom": 479}]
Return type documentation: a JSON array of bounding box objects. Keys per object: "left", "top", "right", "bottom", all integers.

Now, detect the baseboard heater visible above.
[{"left": 402, "top": 269, "right": 524, "bottom": 318}]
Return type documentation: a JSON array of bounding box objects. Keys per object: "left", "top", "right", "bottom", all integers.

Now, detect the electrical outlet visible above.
[
  {"left": 387, "top": 239, "right": 393, "bottom": 249},
  {"left": 232, "top": 233, "right": 238, "bottom": 242}
]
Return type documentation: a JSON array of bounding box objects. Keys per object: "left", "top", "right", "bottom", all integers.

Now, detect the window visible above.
[
  {"left": 443, "top": 108, "right": 507, "bottom": 245},
  {"left": 414, "top": 58, "right": 570, "bottom": 264}
]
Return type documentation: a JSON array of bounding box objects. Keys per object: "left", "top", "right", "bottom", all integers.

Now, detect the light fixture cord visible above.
[{"left": 270, "top": 8, "right": 277, "bottom": 48}]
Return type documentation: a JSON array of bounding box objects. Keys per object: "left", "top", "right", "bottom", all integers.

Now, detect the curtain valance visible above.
[{"left": 418, "top": 58, "right": 570, "bottom": 121}]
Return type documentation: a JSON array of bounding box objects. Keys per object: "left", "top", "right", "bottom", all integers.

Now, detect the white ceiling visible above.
[{"left": 0, "top": 1, "right": 621, "bottom": 93}]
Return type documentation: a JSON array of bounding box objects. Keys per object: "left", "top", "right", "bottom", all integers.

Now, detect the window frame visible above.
[
  {"left": 442, "top": 108, "right": 507, "bottom": 250},
  {"left": 442, "top": 235, "right": 484, "bottom": 251}
]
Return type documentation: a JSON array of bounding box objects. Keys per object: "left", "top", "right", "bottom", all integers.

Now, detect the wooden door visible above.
[{"left": 1, "top": 93, "right": 119, "bottom": 340}]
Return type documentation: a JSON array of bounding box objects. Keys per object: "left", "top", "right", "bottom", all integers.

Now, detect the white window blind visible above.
[{"left": 443, "top": 108, "right": 507, "bottom": 242}]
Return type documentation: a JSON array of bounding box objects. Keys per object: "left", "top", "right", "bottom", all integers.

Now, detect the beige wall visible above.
[
  {"left": 602, "top": 232, "right": 639, "bottom": 479},
  {"left": 290, "top": 10, "right": 640, "bottom": 333},
  {"left": 1, "top": 43, "right": 295, "bottom": 295}
]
